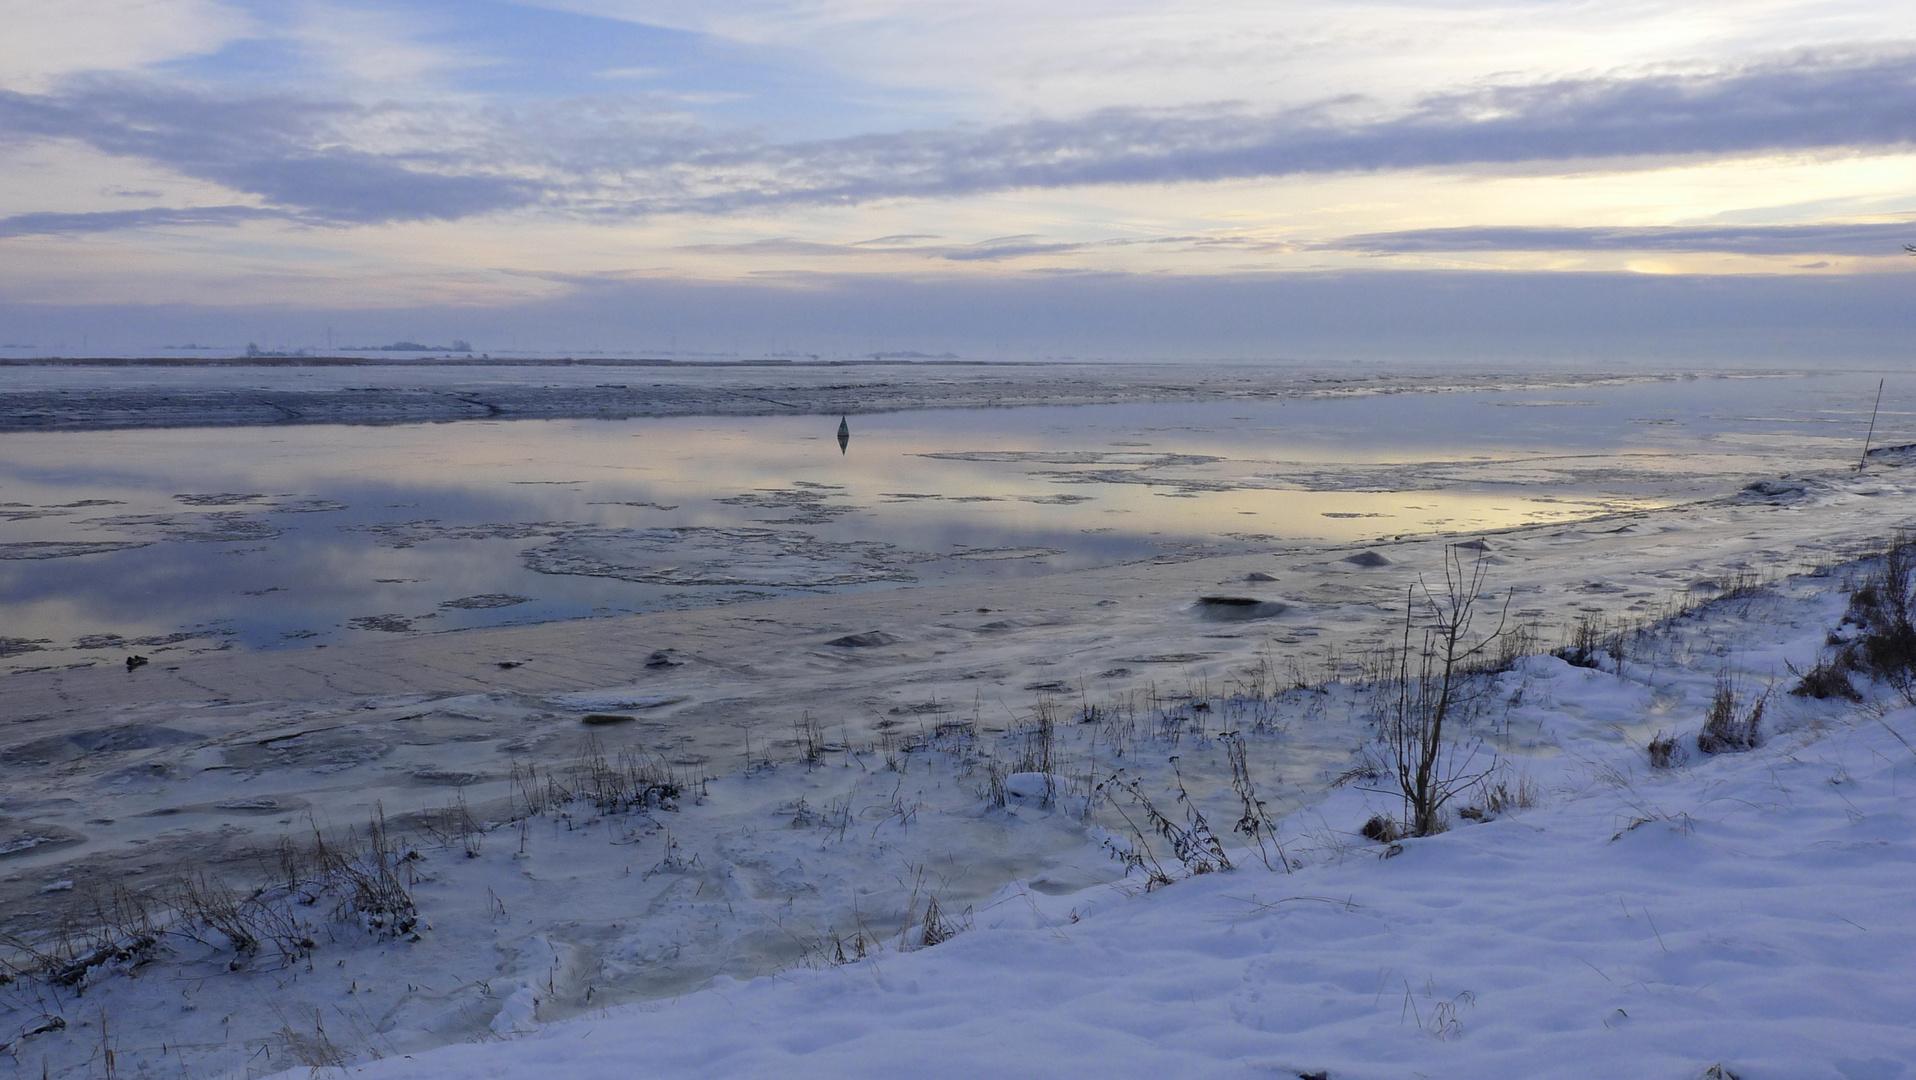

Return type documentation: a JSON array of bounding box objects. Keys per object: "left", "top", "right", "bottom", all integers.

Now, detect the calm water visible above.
[{"left": 0, "top": 370, "right": 1898, "bottom": 669}]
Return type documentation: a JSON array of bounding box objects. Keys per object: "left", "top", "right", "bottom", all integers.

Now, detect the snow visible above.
[{"left": 259, "top": 656, "right": 1916, "bottom": 1080}]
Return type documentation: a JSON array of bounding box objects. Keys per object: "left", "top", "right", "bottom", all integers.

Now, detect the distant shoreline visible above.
[
  {"left": 0, "top": 362, "right": 1724, "bottom": 434},
  {"left": 0, "top": 355, "right": 1011, "bottom": 368}
]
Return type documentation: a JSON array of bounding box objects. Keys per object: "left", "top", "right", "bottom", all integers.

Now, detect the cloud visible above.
[
  {"left": 205, "top": 151, "right": 538, "bottom": 223},
  {"left": 4, "top": 47, "right": 1916, "bottom": 234},
  {"left": 0, "top": 78, "right": 541, "bottom": 227},
  {"left": 699, "top": 49, "right": 1916, "bottom": 211},
  {"left": 938, "top": 235, "right": 1089, "bottom": 261},
  {"left": 674, "top": 235, "right": 1098, "bottom": 261},
  {"left": 674, "top": 233, "right": 1219, "bottom": 262},
  {"left": 1320, "top": 221, "right": 1916, "bottom": 256},
  {"left": 0, "top": 0, "right": 250, "bottom": 93},
  {"left": 0, "top": 205, "right": 292, "bottom": 239}
]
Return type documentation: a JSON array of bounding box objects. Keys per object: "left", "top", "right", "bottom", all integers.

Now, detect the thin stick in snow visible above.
[
  {"left": 1859, "top": 378, "right": 1885, "bottom": 472},
  {"left": 1572, "top": 954, "right": 1613, "bottom": 982},
  {"left": 1876, "top": 715, "right": 1916, "bottom": 762},
  {"left": 1644, "top": 906, "right": 1669, "bottom": 953}
]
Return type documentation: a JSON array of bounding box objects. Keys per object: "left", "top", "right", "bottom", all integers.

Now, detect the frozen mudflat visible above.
[
  {"left": 1, "top": 363, "right": 1914, "bottom": 1077},
  {"left": 0, "top": 365, "right": 1895, "bottom": 670}
]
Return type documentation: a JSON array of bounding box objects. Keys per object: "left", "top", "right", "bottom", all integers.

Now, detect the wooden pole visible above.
[{"left": 1860, "top": 378, "right": 1885, "bottom": 472}]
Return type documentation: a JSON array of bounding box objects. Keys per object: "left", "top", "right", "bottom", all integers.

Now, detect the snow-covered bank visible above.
[
  {"left": 263, "top": 594, "right": 1916, "bottom": 1080},
  {"left": 8, "top": 518, "right": 1916, "bottom": 1078}
]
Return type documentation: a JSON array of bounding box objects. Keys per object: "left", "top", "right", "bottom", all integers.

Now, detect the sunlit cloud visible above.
[
  {"left": 1323, "top": 221, "right": 1916, "bottom": 257},
  {"left": 0, "top": 0, "right": 252, "bottom": 93}
]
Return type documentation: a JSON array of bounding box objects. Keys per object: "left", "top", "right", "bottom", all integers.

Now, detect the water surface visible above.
[{"left": 0, "top": 370, "right": 1896, "bottom": 670}]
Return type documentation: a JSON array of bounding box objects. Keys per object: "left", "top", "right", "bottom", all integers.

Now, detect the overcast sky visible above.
[{"left": 2, "top": 0, "right": 1913, "bottom": 360}]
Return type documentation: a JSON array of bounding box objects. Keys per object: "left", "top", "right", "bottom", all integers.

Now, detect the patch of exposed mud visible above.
[
  {"left": 919, "top": 450, "right": 1221, "bottom": 466},
  {"left": 83, "top": 512, "right": 282, "bottom": 543},
  {"left": 440, "top": 594, "right": 533, "bottom": 610},
  {"left": 173, "top": 492, "right": 271, "bottom": 506},
  {"left": 270, "top": 498, "right": 350, "bottom": 513},
  {"left": 0, "top": 825, "right": 84, "bottom": 859},
  {"left": 0, "top": 541, "right": 151, "bottom": 559},
  {"left": 353, "top": 520, "right": 580, "bottom": 549},
  {"left": 1, "top": 724, "right": 199, "bottom": 767},
  {"left": 221, "top": 731, "right": 393, "bottom": 774},
  {"left": 1017, "top": 493, "right": 1097, "bottom": 505},
  {"left": 349, "top": 614, "right": 433, "bottom": 632},
  {"left": 949, "top": 546, "right": 1067, "bottom": 561},
  {"left": 716, "top": 482, "right": 862, "bottom": 525},
  {"left": 526, "top": 527, "right": 934, "bottom": 588}
]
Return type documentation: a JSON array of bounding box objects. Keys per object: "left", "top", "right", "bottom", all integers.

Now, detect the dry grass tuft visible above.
[
  {"left": 1697, "top": 675, "right": 1766, "bottom": 756},
  {"left": 1647, "top": 731, "right": 1688, "bottom": 769},
  {"left": 1359, "top": 814, "right": 1402, "bottom": 843}
]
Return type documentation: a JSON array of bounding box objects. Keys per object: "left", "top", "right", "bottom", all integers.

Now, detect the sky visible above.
[{"left": 1, "top": 0, "right": 1913, "bottom": 361}]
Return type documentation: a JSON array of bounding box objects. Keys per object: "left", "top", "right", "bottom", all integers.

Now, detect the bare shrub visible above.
[
  {"left": 1099, "top": 766, "right": 1232, "bottom": 879},
  {"left": 1373, "top": 545, "right": 1510, "bottom": 837},
  {"left": 1221, "top": 731, "right": 1292, "bottom": 871},
  {"left": 1097, "top": 826, "right": 1175, "bottom": 889},
  {"left": 1165, "top": 757, "right": 1232, "bottom": 871}
]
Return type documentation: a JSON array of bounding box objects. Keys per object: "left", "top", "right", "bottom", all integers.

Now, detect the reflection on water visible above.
[{"left": 0, "top": 371, "right": 1896, "bottom": 670}]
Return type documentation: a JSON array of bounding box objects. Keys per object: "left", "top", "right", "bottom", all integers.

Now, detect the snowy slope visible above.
[{"left": 255, "top": 596, "right": 1916, "bottom": 1080}]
